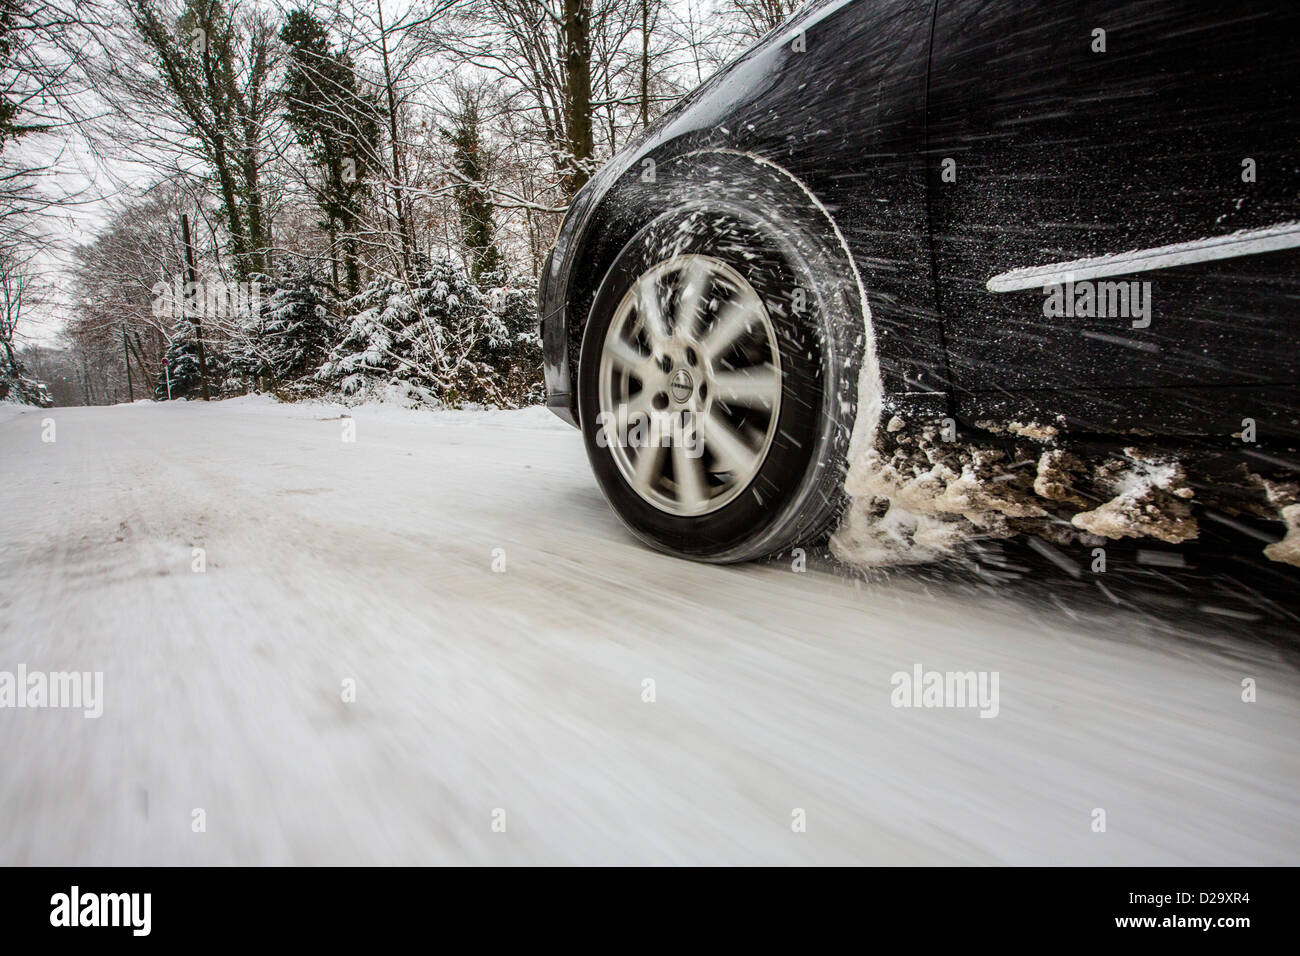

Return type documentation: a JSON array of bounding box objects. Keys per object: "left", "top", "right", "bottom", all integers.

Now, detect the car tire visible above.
[{"left": 577, "top": 159, "right": 865, "bottom": 562}]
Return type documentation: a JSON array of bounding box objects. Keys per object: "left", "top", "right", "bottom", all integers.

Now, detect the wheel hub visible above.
[{"left": 668, "top": 368, "right": 694, "bottom": 404}]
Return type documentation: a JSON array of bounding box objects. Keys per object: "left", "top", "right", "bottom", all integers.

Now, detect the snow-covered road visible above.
[{"left": 1, "top": 398, "right": 1297, "bottom": 864}]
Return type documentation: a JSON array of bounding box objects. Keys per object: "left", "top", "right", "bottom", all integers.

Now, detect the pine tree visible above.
[
  {"left": 474, "top": 269, "right": 543, "bottom": 406},
  {"left": 315, "top": 274, "right": 403, "bottom": 399},
  {"left": 225, "top": 259, "right": 335, "bottom": 393},
  {"left": 260, "top": 259, "right": 337, "bottom": 384},
  {"left": 224, "top": 271, "right": 274, "bottom": 390},
  {"left": 0, "top": 0, "right": 28, "bottom": 153},
  {"left": 280, "top": 8, "right": 380, "bottom": 297},
  {"left": 444, "top": 94, "right": 501, "bottom": 283},
  {"left": 155, "top": 322, "right": 213, "bottom": 400},
  {"left": 317, "top": 257, "right": 539, "bottom": 407}
]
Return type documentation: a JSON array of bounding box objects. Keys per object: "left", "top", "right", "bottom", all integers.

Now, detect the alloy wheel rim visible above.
[{"left": 597, "top": 254, "right": 783, "bottom": 517}]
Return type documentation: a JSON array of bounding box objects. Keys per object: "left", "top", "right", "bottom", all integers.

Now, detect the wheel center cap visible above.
[{"left": 668, "top": 368, "right": 694, "bottom": 404}]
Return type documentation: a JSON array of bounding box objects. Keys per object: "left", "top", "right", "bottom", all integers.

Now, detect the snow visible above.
[
  {"left": 0, "top": 404, "right": 34, "bottom": 426},
  {"left": 219, "top": 391, "right": 571, "bottom": 429},
  {"left": 1, "top": 399, "right": 1297, "bottom": 864},
  {"left": 1265, "top": 504, "right": 1300, "bottom": 566},
  {"left": 1071, "top": 457, "right": 1198, "bottom": 544}
]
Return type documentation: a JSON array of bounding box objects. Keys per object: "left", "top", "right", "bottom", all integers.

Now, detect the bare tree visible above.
[
  {"left": 725, "top": 0, "right": 801, "bottom": 40},
  {"left": 70, "top": 181, "right": 203, "bottom": 360},
  {"left": 91, "top": 0, "right": 281, "bottom": 278},
  {"left": 442, "top": 0, "right": 650, "bottom": 201},
  {"left": 0, "top": 0, "right": 112, "bottom": 246},
  {"left": 328, "top": 0, "right": 459, "bottom": 278}
]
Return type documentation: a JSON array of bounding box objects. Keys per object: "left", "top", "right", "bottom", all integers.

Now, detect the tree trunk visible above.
[
  {"left": 563, "top": 0, "right": 594, "bottom": 198},
  {"left": 181, "top": 213, "right": 212, "bottom": 401},
  {"left": 328, "top": 219, "right": 341, "bottom": 293},
  {"left": 242, "top": 145, "right": 269, "bottom": 275},
  {"left": 122, "top": 326, "right": 135, "bottom": 402},
  {"left": 80, "top": 354, "right": 92, "bottom": 406},
  {"left": 376, "top": 1, "right": 414, "bottom": 277},
  {"left": 129, "top": 331, "right": 151, "bottom": 387},
  {"left": 640, "top": 0, "right": 650, "bottom": 128}
]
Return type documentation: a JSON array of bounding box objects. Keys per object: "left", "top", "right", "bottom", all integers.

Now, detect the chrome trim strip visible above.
[{"left": 986, "top": 221, "right": 1300, "bottom": 292}]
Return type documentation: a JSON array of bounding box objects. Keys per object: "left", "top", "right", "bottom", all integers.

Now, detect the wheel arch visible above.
[{"left": 562, "top": 147, "right": 882, "bottom": 460}]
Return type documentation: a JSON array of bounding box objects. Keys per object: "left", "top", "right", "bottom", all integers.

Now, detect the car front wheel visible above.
[{"left": 577, "top": 173, "right": 864, "bottom": 562}]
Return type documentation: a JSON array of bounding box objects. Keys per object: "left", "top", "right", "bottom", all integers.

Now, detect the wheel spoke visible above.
[
  {"left": 712, "top": 364, "right": 782, "bottom": 410},
  {"left": 598, "top": 254, "right": 782, "bottom": 518},
  {"left": 673, "top": 440, "right": 708, "bottom": 512},
  {"left": 636, "top": 275, "right": 671, "bottom": 347},
  {"left": 699, "top": 295, "right": 754, "bottom": 361},
  {"left": 631, "top": 442, "right": 666, "bottom": 497},
  {"left": 703, "top": 408, "right": 755, "bottom": 474},
  {"left": 674, "top": 259, "right": 710, "bottom": 341},
  {"left": 623, "top": 386, "right": 655, "bottom": 421},
  {"left": 606, "top": 335, "right": 654, "bottom": 380}
]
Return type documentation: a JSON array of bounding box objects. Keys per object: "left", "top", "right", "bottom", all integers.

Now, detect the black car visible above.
[{"left": 539, "top": 0, "right": 1300, "bottom": 565}]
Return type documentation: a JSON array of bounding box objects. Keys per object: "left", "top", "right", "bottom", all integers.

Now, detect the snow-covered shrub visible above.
[
  {"left": 0, "top": 354, "right": 53, "bottom": 407},
  {"left": 228, "top": 259, "right": 337, "bottom": 395},
  {"left": 477, "top": 269, "right": 544, "bottom": 407},
  {"left": 154, "top": 321, "right": 223, "bottom": 400},
  {"left": 317, "top": 256, "right": 540, "bottom": 407}
]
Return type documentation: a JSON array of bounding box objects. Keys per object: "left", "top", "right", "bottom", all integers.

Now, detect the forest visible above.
[{"left": 0, "top": 0, "right": 797, "bottom": 407}]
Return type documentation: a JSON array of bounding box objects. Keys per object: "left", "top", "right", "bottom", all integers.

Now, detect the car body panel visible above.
[
  {"left": 542, "top": 0, "right": 941, "bottom": 424},
  {"left": 543, "top": 0, "right": 1300, "bottom": 440},
  {"left": 928, "top": 0, "right": 1300, "bottom": 436}
]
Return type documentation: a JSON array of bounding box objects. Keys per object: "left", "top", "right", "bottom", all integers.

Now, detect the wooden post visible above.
[{"left": 181, "top": 213, "right": 212, "bottom": 401}]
